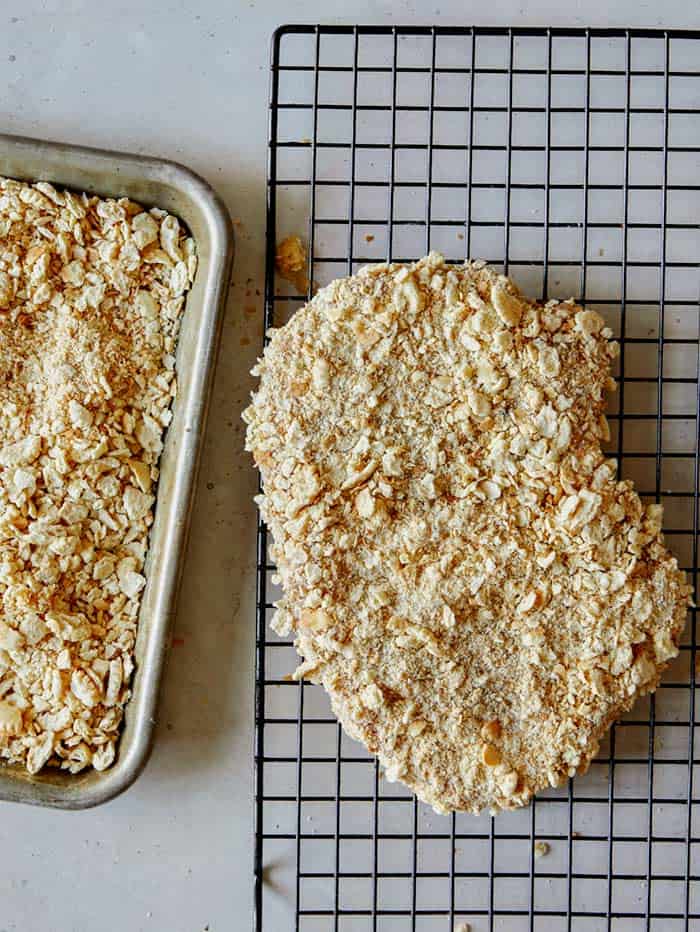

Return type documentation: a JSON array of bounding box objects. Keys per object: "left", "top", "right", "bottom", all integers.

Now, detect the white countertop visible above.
[{"left": 0, "top": 2, "right": 698, "bottom": 930}]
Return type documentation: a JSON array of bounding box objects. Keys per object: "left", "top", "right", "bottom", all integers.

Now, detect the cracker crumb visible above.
[
  {"left": 0, "top": 176, "right": 195, "bottom": 774},
  {"left": 534, "top": 841, "right": 550, "bottom": 858},
  {"left": 276, "top": 234, "right": 309, "bottom": 295}
]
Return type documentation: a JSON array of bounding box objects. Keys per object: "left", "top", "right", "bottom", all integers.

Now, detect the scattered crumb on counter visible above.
[
  {"left": 365, "top": 233, "right": 375, "bottom": 243},
  {"left": 455, "top": 923, "right": 471, "bottom": 932},
  {"left": 534, "top": 841, "right": 550, "bottom": 858}
]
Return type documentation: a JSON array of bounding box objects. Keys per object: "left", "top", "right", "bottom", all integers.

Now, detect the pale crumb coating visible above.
[{"left": 244, "top": 252, "right": 691, "bottom": 814}]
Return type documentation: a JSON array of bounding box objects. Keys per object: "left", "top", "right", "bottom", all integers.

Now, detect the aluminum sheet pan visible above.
[{"left": 0, "top": 133, "right": 233, "bottom": 808}]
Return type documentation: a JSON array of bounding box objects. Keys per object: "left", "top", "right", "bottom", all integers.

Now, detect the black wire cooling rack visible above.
[{"left": 255, "top": 26, "right": 700, "bottom": 931}]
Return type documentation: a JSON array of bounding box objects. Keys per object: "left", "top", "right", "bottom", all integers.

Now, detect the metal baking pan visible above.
[{"left": 0, "top": 133, "right": 233, "bottom": 809}]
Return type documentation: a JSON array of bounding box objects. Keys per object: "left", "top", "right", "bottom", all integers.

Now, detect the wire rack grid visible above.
[{"left": 255, "top": 25, "right": 700, "bottom": 931}]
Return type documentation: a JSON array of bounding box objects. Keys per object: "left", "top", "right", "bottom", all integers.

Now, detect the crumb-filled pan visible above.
[{"left": 0, "top": 132, "right": 233, "bottom": 809}]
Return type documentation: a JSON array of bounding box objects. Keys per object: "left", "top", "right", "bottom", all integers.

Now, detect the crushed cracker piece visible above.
[
  {"left": 534, "top": 841, "right": 550, "bottom": 858},
  {"left": 276, "top": 234, "right": 309, "bottom": 295}
]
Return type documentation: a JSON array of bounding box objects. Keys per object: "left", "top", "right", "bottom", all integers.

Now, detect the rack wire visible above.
[{"left": 256, "top": 26, "right": 700, "bottom": 931}]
